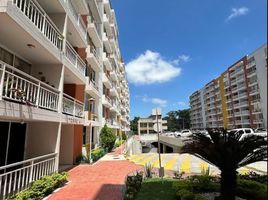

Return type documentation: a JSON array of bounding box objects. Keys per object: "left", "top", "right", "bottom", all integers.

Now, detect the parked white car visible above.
[
  {"left": 228, "top": 128, "right": 267, "bottom": 140},
  {"left": 175, "top": 129, "right": 193, "bottom": 137}
]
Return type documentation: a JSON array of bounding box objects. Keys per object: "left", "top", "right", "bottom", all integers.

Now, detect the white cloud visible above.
[
  {"left": 126, "top": 50, "right": 181, "bottom": 85},
  {"left": 226, "top": 7, "right": 249, "bottom": 22},
  {"left": 173, "top": 101, "right": 188, "bottom": 108},
  {"left": 142, "top": 96, "right": 167, "bottom": 107},
  {"left": 173, "top": 54, "right": 191, "bottom": 65}
]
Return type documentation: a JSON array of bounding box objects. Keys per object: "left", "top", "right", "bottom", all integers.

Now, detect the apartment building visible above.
[
  {"left": 190, "top": 44, "right": 267, "bottom": 130},
  {"left": 0, "top": 0, "right": 130, "bottom": 198},
  {"left": 138, "top": 109, "right": 168, "bottom": 135}
]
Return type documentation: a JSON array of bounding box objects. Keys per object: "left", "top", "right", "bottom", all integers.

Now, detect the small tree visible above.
[
  {"left": 100, "top": 124, "right": 116, "bottom": 152},
  {"left": 181, "top": 129, "right": 267, "bottom": 200}
]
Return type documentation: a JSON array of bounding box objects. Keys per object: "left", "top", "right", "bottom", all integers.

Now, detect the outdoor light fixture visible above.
[{"left": 27, "top": 43, "right": 35, "bottom": 48}]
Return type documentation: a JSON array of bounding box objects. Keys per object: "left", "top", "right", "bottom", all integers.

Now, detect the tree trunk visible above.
[{"left": 220, "top": 169, "right": 237, "bottom": 200}]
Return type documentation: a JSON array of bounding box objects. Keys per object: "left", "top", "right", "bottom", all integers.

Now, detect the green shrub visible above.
[
  {"left": 122, "top": 131, "right": 127, "bottom": 140},
  {"left": 194, "top": 194, "right": 207, "bottom": 200},
  {"left": 177, "top": 189, "right": 195, "bottom": 200},
  {"left": 124, "top": 171, "right": 143, "bottom": 200},
  {"left": 10, "top": 172, "right": 67, "bottom": 200},
  {"left": 114, "top": 139, "right": 125, "bottom": 148},
  {"left": 144, "top": 163, "right": 153, "bottom": 178},
  {"left": 91, "top": 147, "right": 106, "bottom": 162},
  {"left": 100, "top": 124, "right": 116, "bottom": 152},
  {"left": 189, "top": 175, "right": 219, "bottom": 192},
  {"left": 236, "top": 179, "right": 267, "bottom": 200},
  {"left": 174, "top": 170, "right": 184, "bottom": 179},
  {"left": 172, "top": 179, "right": 193, "bottom": 192},
  {"left": 238, "top": 171, "right": 267, "bottom": 184}
]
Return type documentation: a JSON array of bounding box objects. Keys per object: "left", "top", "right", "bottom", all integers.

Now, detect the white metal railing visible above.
[
  {"left": 62, "top": 93, "right": 84, "bottom": 118},
  {"left": 65, "top": 41, "right": 86, "bottom": 75},
  {"left": 13, "top": 0, "right": 63, "bottom": 50},
  {"left": 0, "top": 153, "right": 57, "bottom": 199},
  {"left": 90, "top": 46, "right": 100, "bottom": 63},
  {"left": 0, "top": 61, "right": 59, "bottom": 112},
  {"left": 89, "top": 79, "right": 99, "bottom": 91},
  {"left": 65, "top": 0, "right": 87, "bottom": 40}
]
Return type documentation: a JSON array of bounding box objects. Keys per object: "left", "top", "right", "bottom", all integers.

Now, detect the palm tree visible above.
[{"left": 181, "top": 129, "right": 267, "bottom": 200}]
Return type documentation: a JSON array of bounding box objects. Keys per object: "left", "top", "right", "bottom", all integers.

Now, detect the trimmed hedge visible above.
[
  {"left": 124, "top": 171, "right": 143, "bottom": 200},
  {"left": 114, "top": 139, "right": 125, "bottom": 148},
  {"left": 91, "top": 147, "right": 106, "bottom": 162},
  {"left": 9, "top": 172, "right": 67, "bottom": 200}
]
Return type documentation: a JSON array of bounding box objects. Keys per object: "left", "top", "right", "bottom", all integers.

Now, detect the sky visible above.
[{"left": 111, "top": 0, "right": 267, "bottom": 119}]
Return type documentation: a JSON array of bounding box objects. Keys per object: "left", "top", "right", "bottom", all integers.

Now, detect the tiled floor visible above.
[{"left": 48, "top": 146, "right": 142, "bottom": 200}]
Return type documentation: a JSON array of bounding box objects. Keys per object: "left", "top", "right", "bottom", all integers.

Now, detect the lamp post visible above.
[
  {"left": 155, "top": 109, "right": 164, "bottom": 178},
  {"left": 88, "top": 97, "right": 95, "bottom": 163}
]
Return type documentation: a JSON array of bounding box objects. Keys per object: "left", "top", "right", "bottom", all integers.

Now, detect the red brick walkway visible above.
[{"left": 48, "top": 147, "right": 142, "bottom": 200}]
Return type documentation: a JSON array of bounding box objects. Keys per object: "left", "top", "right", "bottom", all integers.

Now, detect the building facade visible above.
[
  {"left": 0, "top": 0, "right": 129, "bottom": 198},
  {"left": 138, "top": 109, "right": 168, "bottom": 135},
  {"left": 190, "top": 44, "right": 267, "bottom": 130}
]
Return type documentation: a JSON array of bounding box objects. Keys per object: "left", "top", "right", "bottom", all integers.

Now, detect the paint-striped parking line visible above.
[
  {"left": 180, "top": 154, "right": 191, "bottom": 173},
  {"left": 138, "top": 154, "right": 158, "bottom": 166}
]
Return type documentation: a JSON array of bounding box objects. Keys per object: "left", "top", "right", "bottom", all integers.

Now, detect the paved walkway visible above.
[{"left": 48, "top": 146, "right": 142, "bottom": 200}]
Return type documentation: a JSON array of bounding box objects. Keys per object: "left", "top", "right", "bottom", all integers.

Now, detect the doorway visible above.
[{"left": 0, "top": 122, "right": 26, "bottom": 167}]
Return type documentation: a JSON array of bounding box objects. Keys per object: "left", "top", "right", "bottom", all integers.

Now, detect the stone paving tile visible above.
[{"left": 48, "top": 145, "right": 142, "bottom": 200}]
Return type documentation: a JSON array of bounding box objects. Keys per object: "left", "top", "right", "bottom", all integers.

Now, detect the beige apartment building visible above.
[
  {"left": 0, "top": 0, "right": 130, "bottom": 198},
  {"left": 190, "top": 44, "right": 267, "bottom": 130},
  {"left": 138, "top": 109, "right": 168, "bottom": 135}
]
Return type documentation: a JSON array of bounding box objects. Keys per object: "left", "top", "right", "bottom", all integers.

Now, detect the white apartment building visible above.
[
  {"left": 0, "top": 0, "right": 130, "bottom": 198},
  {"left": 190, "top": 44, "right": 267, "bottom": 130},
  {"left": 138, "top": 109, "right": 168, "bottom": 135}
]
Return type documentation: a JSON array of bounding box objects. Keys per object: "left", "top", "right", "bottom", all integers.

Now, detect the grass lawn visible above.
[{"left": 135, "top": 178, "right": 177, "bottom": 200}]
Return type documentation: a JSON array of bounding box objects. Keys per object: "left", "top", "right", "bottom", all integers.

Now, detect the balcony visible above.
[
  {"left": 110, "top": 86, "right": 118, "bottom": 97},
  {"left": 0, "top": 61, "right": 60, "bottom": 112},
  {"left": 65, "top": 41, "right": 86, "bottom": 76},
  {"left": 62, "top": 93, "right": 84, "bottom": 118},
  {"left": 103, "top": 53, "right": 113, "bottom": 71},
  {"left": 103, "top": 14, "right": 112, "bottom": 37},
  {"left": 64, "top": 0, "right": 88, "bottom": 44},
  {"left": 102, "top": 73, "right": 112, "bottom": 89},
  {"left": 110, "top": 70, "right": 117, "bottom": 81},
  {"left": 85, "top": 77, "right": 100, "bottom": 98},
  {"left": 109, "top": 36, "right": 117, "bottom": 52},
  {"left": 87, "top": 16, "right": 102, "bottom": 48},
  {"left": 86, "top": 45, "right": 101, "bottom": 72},
  {"left": 102, "top": 95, "right": 112, "bottom": 108},
  {"left": 13, "top": 0, "right": 63, "bottom": 51},
  {"left": 103, "top": 33, "right": 113, "bottom": 53}
]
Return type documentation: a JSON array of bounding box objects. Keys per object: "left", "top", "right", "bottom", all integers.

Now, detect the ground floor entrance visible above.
[{"left": 0, "top": 121, "right": 26, "bottom": 167}]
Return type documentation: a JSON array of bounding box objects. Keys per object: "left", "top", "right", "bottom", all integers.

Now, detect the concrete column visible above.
[
  {"left": 54, "top": 122, "right": 62, "bottom": 172},
  {"left": 147, "top": 123, "right": 149, "bottom": 134},
  {"left": 163, "top": 144, "right": 167, "bottom": 153}
]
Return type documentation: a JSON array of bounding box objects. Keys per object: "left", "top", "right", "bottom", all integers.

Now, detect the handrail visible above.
[
  {"left": 0, "top": 152, "right": 57, "bottom": 171},
  {"left": 0, "top": 60, "right": 59, "bottom": 93},
  {"left": 63, "top": 93, "right": 84, "bottom": 105}
]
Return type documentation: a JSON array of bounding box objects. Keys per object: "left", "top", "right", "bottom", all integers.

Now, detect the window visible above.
[{"left": 0, "top": 46, "right": 13, "bottom": 65}]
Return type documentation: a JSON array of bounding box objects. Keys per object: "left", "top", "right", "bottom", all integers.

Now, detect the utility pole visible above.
[{"left": 155, "top": 108, "right": 164, "bottom": 179}]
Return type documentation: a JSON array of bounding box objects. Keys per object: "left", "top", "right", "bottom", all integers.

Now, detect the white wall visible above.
[
  {"left": 31, "top": 64, "right": 63, "bottom": 89},
  {"left": 25, "top": 122, "right": 60, "bottom": 158},
  {"left": 59, "top": 124, "right": 74, "bottom": 165},
  {"left": 252, "top": 44, "right": 267, "bottom": 128}
]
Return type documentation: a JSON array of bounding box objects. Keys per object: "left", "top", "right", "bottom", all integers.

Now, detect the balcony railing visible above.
[
  {"left": 13, "top": 0, "right": 63, "bottom": 50},
  {"left": 0, "top": 61, "right": 60, "bottom": 112},
  {"left": 89, "top": 45, "right": 100, "bottom": 63},
  {"left": 0, "top": 153, "right": 57, "bottom": 199},
  {"left": 89, "top": 79, "right": 99, "bottom": 91},
  {"left": 65, "top": 41, "right": 86, "bottom": 75},
  {"left": 62, "top": 93, "right": 84, "bottom": 118},
  {"left": 65, "top": 0, "right": 87, "bottom": 40}
]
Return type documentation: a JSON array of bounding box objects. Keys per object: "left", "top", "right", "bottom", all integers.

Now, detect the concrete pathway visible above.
[
  {"left": 127, "top": 153, "right": 267, "bottom": 175},
  {"left": 48, "top": 145, "right": 142, "bottom": 200}
]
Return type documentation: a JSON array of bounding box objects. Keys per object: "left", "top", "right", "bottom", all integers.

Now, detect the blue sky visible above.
[{"left": 111, "top": 0, "right": 267, "bottom": 119}]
